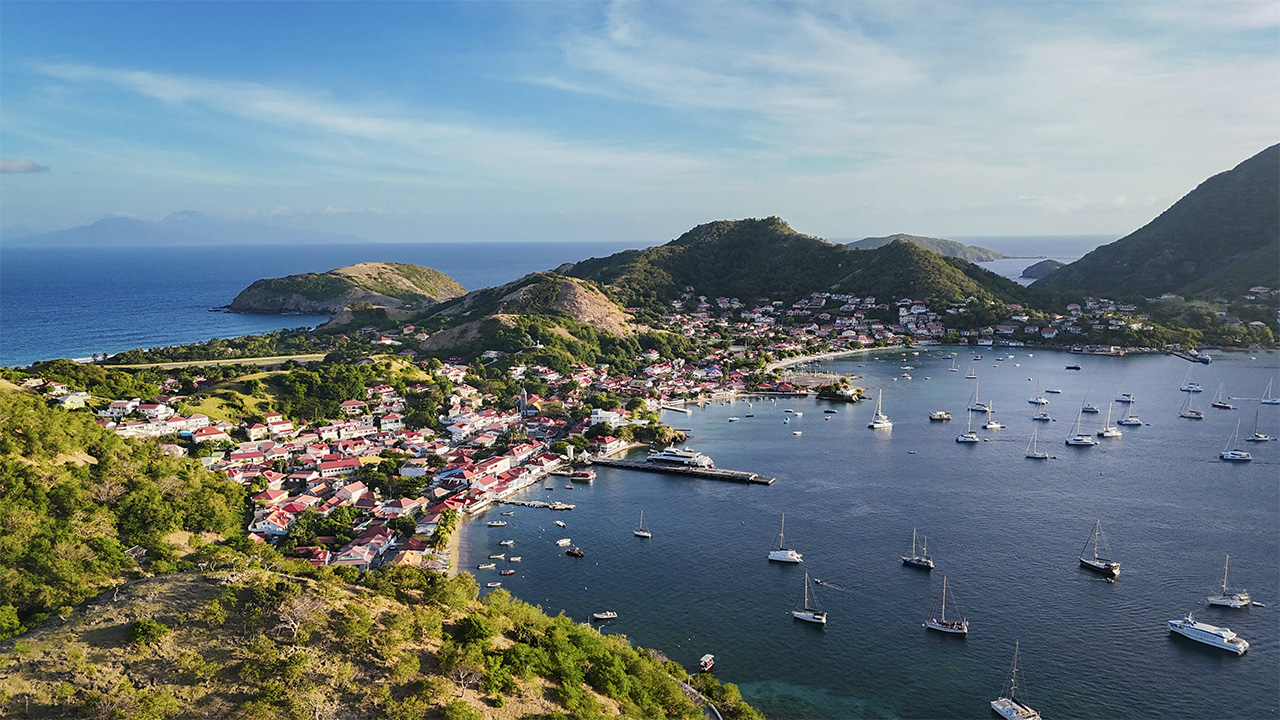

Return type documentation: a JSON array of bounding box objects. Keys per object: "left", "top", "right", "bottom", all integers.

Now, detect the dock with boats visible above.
[{"left": 588, "top": 457, "right": 775, "bottom": 485}]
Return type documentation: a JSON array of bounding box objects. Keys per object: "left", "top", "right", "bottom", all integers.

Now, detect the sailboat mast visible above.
[{"left": 1222, "top": 555, "right": 1230, "bottom": 595}]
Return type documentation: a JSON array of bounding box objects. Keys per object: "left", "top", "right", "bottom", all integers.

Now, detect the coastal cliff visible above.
[{"left": 228, "top": 262, "right": 465, "bottom": 315}]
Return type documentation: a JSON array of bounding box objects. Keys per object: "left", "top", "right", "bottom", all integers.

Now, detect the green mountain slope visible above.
[
  {"left": 1034, "top": 144, "right": 1280, "bottom": 299},
  {"left": 229, "top": 262, "right": 465, "bottom": 314},
  {"left": 844, "top": 233, "right": 1004, "bottom": 261},
  {"left": 564, "top": 217, "right": 1039, "bottom": 310}
]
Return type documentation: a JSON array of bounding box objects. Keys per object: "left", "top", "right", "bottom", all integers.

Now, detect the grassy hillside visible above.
[
  {"left": 1034, "top": 144, "right": 1280, "bottom": 299},
  {"left": 844, "top": 233, "right": 1004, "bottom": 261},
  {"left": 229, "top": 262, "right": 465, "bottom": 314},
  {"left": 565, "top": 217, "right": 1042, "bottom": 311}
]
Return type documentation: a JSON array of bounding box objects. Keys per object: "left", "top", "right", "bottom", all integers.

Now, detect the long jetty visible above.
[{"left": 589, "top": 458, "right": 775, "bottom": 485}]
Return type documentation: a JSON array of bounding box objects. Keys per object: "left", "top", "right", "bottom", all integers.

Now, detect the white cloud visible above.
[{"left": 0, "top": 158, "right": 49, "bottom": 173}]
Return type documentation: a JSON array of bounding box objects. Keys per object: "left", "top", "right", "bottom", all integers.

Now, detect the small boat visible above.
[
  {"left": 487, "top": 520, "right": 507, "bottom": 527},
  {"left": 1078, "top": 519, "right": 1120, "bottom": 578},
  {"left": 867, "top": 389, "right": 892, "bottom": 429},
  {"left": 555, "top": 520, "right": 566, "bottom": 528},
  {"left": 1080, "top": 391, "right": 1100, "bottom": 413},
  {"left": 991, "top": 641, "right": 1041, "bottom": 720},
  {"left": 1179, "top": 393, "right": 1204, "bottom": 419},
  {"left": 1045, "top": 388, "right": 1062, "bottom": 394},
  {"left": 956, "top": 410, "right": 980, "bottom": 443},
  {"left": 949, "top": 359, "right": 959, "bottom": 372},
  {"left": 486, "top": 582, "right": 502, "bottom": 588},
  {"left": 570, "top": 469, "right": 597, "bottom": 481},
  {"left": 1206, "top": 555, "right": 1251, "bottom": 608},
  {"left": 556, "top": 538, "right": 572, "bottom": 547},
  {"left": 634, "top": 510, "right": 652, "bottom": 538},
  {"left": 699, "top": 654, "right": 715, "bottom": 672},
  {"left": 792, "top": 572, "right": 827, "bottom": 625},
  {"left": 500, "top": 569, "right": 515, "bottom": 576},
  {"left": 929, "top": 410, "right": 952, "bottom": 421},
  {"left": 794, "top": 411, "right": 803, "bottom": 417},
  {"left": 1219, "top": 420, "right": 1253, "bottom": 461},
  {"left": 1210, "top": 383, "right": 1235, "bottom": 410},
  {"left": 477, "top": 562, "right": 496, "bottom": 570},
  {"left": 1065, "top": 364, "right": 1081, "bottom": 370},
  {"left": 1262, "top": 379, "right": 1280, "bottom": 405},
  {"left": 564, "top": 484, "right": 573, "bottom": 489},
  {"left": 1245, "top": 409, "right": 1271, "bottom": 441},
  {"left": 592, "top": 611, "right": 617, "bottom": 621},
  {"left": 768, "top": 513, "right": 803, "bottom": 563},
  {"left": 1025, "top": 430, "right": 1048, "bottom": 459},
  {"left": 1116, "top": 400, "right": 1142, "bottom": 426},
  {"left": 501, "top": 511, "right": 514, "bottom": 516},
  {"left": 728, "top": 417, "right": 739, "bottom": 422},
  {"left": 1030, "top": 410, "right": 1052, "bottom": 422},
  {"left": 792, "top": 430, "right": 802, "bottom": 436},
  {"left": 565, "top": 546, "right": 584, "bottom": 558},
  {"left": 1168, "top": 613, "right": 1248, "bottom": 654},
  {"left": 964, "top": 366, "right": 977, "bottom": 379},
  {"left": 1065, "top": 409, "right": 1097, "bottom": 446},
  {"left": 488, "top": 553, "right": 505, "bottom": 560},
  {"left": 824, "top": 408, "right": 839, "bottom": 414},
  {"left": 1096, "top": 403, "right": 1121, "bottom": 437},
  {"left": 508, "top": 556, "right": 522, "bottom": 562},
  {"left": 901, "top": 528, "right": 934, "bottom": 569},
  {"left": 1115, "top": 392, "right": 1135, "bottom": 403},
  {"left": 923, "top": 576, "right": 968, "bottom": 634},
  {"left": 499, "top": 539, "right": 515, "bottom": 546}
]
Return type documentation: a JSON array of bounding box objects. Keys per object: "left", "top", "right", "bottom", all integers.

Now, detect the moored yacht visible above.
[
  {"left": 983, "top": 403, "right": 1003, "bottom": 430},
  {"left": 991, "top": 641, "right": 1041, "bottom": 720},
  {"left": 646, "top": 447, "right": 715, "bottom": 467},
  {"left": 768, "top": 513, "right": 803, "bottom": 563},
  {"left": 1167, "top": 613, "right": 1248, "bottom": 654},
  {"left": 1179, "top": 393, "right": 1204, "bottom": 419},
  {"left": 1210, "top": 383, "right": 1235, "bottom": 410},
  {"left": 1024, "top": 430, "right": 1048, "bottom": 459},
  {"left": 1065, "top": 409, "right": 1097, "bottom": 446},
  {"left": 1116, "top": 400, "right": 1142, "bottom": 426},
  {"left": 922, "top": 576, "right": 967, "bottom": 634},
  {"left": 900, "top": 528, "right": 934, "bottom": 569},
  {"left": 1078, "top": 519, "right": 1120, "bottom": 579},
  {"left": 867, "top": 389, "right": 892, "bottom": 429},
  {"left": 929, "top": 410, "right": 952, "bottom": 421},
  {"left": 1220, "top": 420, "right": 1253, "bottom": 462},
  {"left": 955, "top": 410, "right": 980, "bottom": 443},
  {"left": 1096, "top": 403, "right": 1122, "bottom": 437},
  {"left": 1207, "top": 555, "right": 1251, "bottom": 608}
]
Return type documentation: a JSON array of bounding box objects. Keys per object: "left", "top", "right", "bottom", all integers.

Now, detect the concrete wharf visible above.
[{"left": 589, "top": 458, "right": 775, "bottom": 485}]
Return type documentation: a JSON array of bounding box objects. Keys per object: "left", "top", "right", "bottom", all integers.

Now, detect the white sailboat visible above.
[
  {"left": 1262, "top": 379, "right": 1280, "bottom": 405},
  {"left": 791, "top": 572, "right": 826, "bottom": 624},
  {"left": 1096, "top": 402, "right": 1121, "bottom": 437},
  {"left": 1027, "top": 380, "right": 1048, "bottom": 405},
  {"left": 983, "top": 402, "right": 1004, "bottom": 429},
  {"left": 1078, "top": 519, "right": 1120, "bottom": 578},
  {"left": 1210, "top": 382, "right": 1235, "bottom": 410},
  {"left": 867, "top": 389, "right": 892, "bottom": 429},
  {"left": 1080, "top": 389, "right": 1100, "bottom": 413},
  {"left": 1025, "top": 430, "right": 1048, "bottom": 459},
  {"left": 1065, "top": 409, "right": 1097, "bottom": 446},
  {"left": 768, "top": 513, "right": 803, "bottom": 563},
  {"left": 964, "top": 365, "right": 977, "bottom": 379},
  {"left": 923, "top": 576, "right": 968, "bottom": 634},
  {"left": 955, "top": 410, "right": 980, "bottom": 443},
  {"left": 1206, "top": 555, "right": 1251, "bottom": 608},
  {"left": 1179, "top": 392, "right": 1204, "bottom": 419},
  {"left": 949, "top": 358, "right": 959, "bottom": 372},
  {"left": 1116, "top": 399, "right": 1142, "bottom": 426},
  {"left": 1219, "top": 420, "right": 1252, "bottom": 461},
  {"left": 967, "top": 382, "right": 990, "bottom": 413},
  {"left": 1245, "top": 409, "right": 1271, "bottom": 441},
  {"left": 633, "top": 510, "right": 652, "bottom": 538},
  {"left": 991, "top": 641, "right": 1041, "bottom": 720},
  {"left": 1180, "top": 368, "right": 1203, "bottom": 393}
]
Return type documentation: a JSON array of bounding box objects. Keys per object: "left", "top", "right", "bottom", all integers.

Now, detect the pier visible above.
[{"left": 589, "top": 458, "right": 775, "bottom": 485}]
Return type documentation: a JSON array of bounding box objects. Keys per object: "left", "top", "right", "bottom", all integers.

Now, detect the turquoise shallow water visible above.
[{"left": 460, "top": 348, "right": 1280, "bottom": 719}]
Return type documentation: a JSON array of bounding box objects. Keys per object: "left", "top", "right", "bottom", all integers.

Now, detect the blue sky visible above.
[{"left": 1, "top": 1, "right": 1276, "bottom": 245}]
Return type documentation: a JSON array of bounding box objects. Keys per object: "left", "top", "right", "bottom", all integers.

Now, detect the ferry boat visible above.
[
  {"left": 1206, "top": 555, "right": 1251, "bottom": 608},
  {"left": 1167, "top": 613, "right": 1248, "bottom": 654},
  {"left": 1078, "top": 519, "right": 1120, "bottom": 579},
  {"left": 768, "top": 513, "right": 803, "bottom": 563},
  {"left": 646, "top": 447, "right": 714, "bottom": 468}
]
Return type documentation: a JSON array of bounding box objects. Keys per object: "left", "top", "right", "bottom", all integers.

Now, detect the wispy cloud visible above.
[{"left": 0, "top": 158, "right": 49, "bottom": 174}]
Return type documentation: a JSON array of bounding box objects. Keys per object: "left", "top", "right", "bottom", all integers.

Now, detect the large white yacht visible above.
[
  {"left": 1167, "top": 613, "right": 1249, "bottom": 654},
  {"left": 768, "top": 513, "right": 803, "bottom": 563},
  {"left": 646, "top": 447, "right": 714, "bottom": 468}
]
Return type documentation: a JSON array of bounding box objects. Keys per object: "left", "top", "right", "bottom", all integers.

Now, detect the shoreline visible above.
[
  {"left": 444, "top": 520, "right": 463, "bottom": 578},
  {"left": 765, "top": 346, "right": 882, "bottom": 372}
]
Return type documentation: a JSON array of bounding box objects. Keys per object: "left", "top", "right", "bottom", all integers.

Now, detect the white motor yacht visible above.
[{"left": 1168, "top": 613, "right": 1248, "bottom": 654}]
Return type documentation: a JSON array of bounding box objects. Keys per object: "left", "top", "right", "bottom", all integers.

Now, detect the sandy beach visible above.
[
  {"left": 444, "top": 521, "right": 463, "bottom": 578},
  {"left": 764, "top": 346, "right": 879, "bottom": 372}
]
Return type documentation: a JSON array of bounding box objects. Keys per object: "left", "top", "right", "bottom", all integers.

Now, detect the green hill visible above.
[
  {"left": 229, "top": 262, "right": 465, "bottom": 315},
  {"left": 564, "top": 217, "right": 1040, "bottom": 310},
  {"left": 1034, "top": 144, "right": 1280, "bottom": 299},
  {"left": 1021, "top": 259, "right": 1065, "bottom": 279},
  {"left": 844, "top": 233, "right": 1004, "bottom": 261}
]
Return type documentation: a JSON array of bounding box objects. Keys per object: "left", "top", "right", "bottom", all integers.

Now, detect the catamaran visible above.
[
  {"left": 1116, "top": 400, "right": 1142, "bottom": 426},
  {"left": 955, "top": 410, "right": 980, "bottom": 443},
  {"left": 967, "top": 382, "right": 990, "bottom": 413},
  {"left": 1096, "top": 402, "right": 1122, "bottom": 437},
  {"left": 1207, "top": 555, "right": 1251, "bottom": 608},
  {"left": 1180, "top": 368, "right": 1203, "bottom": 393},
  {"left": 964, "top": 365, "right": 977, "bottom": 379},
  {"left": 983, "top": 402, "right": 1004, "bottom": 429},
  {"left": 867, "top": 389, "right": 892, "bottom": 429},
  {"left": 1262, "top": 378, "right": 1280, "bottom": 405},
  {"left": 1078, "top": 519, "right": 1120, "bottom": 579},
  {"left": 792, "top": 572, "right": 827, "bottom": 624},
  {"left": 1219, "top": 420, "right": 1252, "bottom": 461},
  {"left": 1025, "top": 430, "right": 1048, "bottom": 459},
  {"left": 1027, "top": 380, "right": 1048, "bottom": 405},
  {"left": 1080, "top": 390, "right": 1100, "bottom": 413},
  {"left": 1168, "top": 613, "right": 1249, "bottom": 654},
  {"left": 923, "top": 575, "right": 967, "bottom": 634},
  {"left": 1065, "top": 409, "right": 1097, "bottom": 446},
  {"left": 991, "top": 641, "right": 1041, "bottom": 720},
  {"left": 901, "top": 528, "right": 934, "bottom": 569},
  {"left": 633, "top": 510, "right": 652, "bottom": 538},
  {"left": 949, "top": 358, "right": 959, "bottom": 372},
  {"left": 768, "top": 513, "right": 803, "bottom": 563}
]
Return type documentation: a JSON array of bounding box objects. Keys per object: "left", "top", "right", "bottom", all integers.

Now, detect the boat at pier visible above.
[
  {"left": 1167, "top": 613, "right": 1248, "bottom": 654},
  {"left": 646, "top": 447, "right": 715, "bottom": 468}
]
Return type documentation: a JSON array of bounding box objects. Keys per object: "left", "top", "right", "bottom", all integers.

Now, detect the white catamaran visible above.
[
  {"left": 1096, "top": 402, "right": 1122, "bottom": 437},
  {"left": 867, "top": 389, "right": 892, "bottom": 429},
  {"left": 1219, "top": 420, "right": 1253, "bottom": 462},
  {"left": 768, "top": 513, "right": 803, "bottom": 563},
  {"left": 1065, "top": 408, "right": 1097, "bottom": 446}
]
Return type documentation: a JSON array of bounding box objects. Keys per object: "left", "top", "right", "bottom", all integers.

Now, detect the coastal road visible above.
[{"left": 108, "top": 353, "right": 328, "bottom": 370}]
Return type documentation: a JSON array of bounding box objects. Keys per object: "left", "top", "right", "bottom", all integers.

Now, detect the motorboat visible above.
[
  {"left": 1167, "top": 613, "right": 1248, "bottom": 654},
  {"left": 1206, "top": 555, "right": 1251, "bottom": 608},
  {"left": 477, "top": 562, "right": 496, "bottom": 570},
  {"left": 500, "top": 569, "right": 515, "bottom": 576},
  {"left": 488, "top": 553, "right": 505, "bottom": 560},
  {"left": 901, "top": 528, "right": 934, "bottom": 569},
  {"left": 768, "top": 513, "right": 803, "bottom": 563},
  {"left": 486, "top": 582, "right": 502, "bottom": 588},
  {"left": 699, "top": 654, "right": 715, "bottom": 672},
  {"left": 592, "top": 611, "right": 618, "bottom": 621},
  {"left": 929, "top": 410, "right": 952, "bottom": 421},
  {"left": 508, "top": 556, "right": 522, "bottom": 562},
  {"left": 1078, "top": 519, "right": 1120, "bottom": 579},
  {"left": 554, "top": 520, "right": 566, "bottom": 528},
  {"left": 499, "top": 539, "right": 515, "bottom": 546},
  {"left": 565, "top": 546, "right": 584, "bottom": 558},
  {"left": 556, "top": 538, "right": 572, "bottom": 547},
  {"left": 487, "top": 520, "right": 507, "bottom": 527}
]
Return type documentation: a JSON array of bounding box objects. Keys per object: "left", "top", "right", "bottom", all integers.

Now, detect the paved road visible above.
[{"left": 110, "top": 353, "right": 328, "bottom": 370}]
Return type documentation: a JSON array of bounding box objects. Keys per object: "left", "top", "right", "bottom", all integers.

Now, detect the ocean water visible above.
[
  {"left": 0, "top": 241, "right": 641, "bottom": 366},
  {"left": 458, "top": 349, "right": 1280, "bottom": 719}
]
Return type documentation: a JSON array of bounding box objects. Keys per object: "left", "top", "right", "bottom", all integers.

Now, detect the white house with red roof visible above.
[
  {"left": 192, "top": 426, "right": 230, "bottom": 444},
  {"left": 248, "top": 509, "right": 294, "bottom": 535},
  {"left": 340, "top": 400, "right": 368, "bottom": 416},
  {"left": 318, "top": 457, "right": 363, "bottom": 479},
  {"left": 335, "top": 480, "right": 368, "bottom": 503}
]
